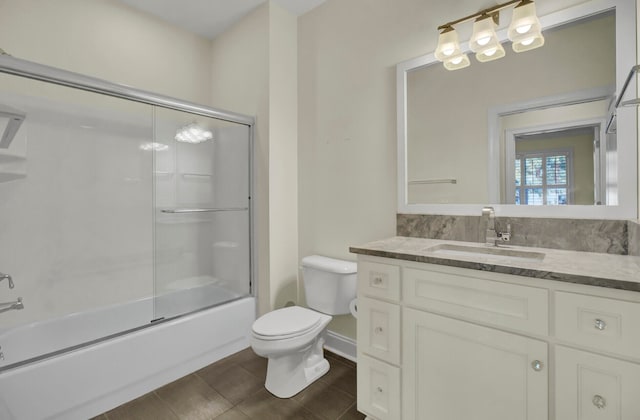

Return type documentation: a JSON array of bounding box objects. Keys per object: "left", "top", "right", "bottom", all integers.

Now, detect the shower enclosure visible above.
[{"left": 0, "top": 54, "right": 254, "bottom": 419}]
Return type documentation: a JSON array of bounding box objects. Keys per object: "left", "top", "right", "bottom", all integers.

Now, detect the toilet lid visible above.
[{"left": 252, "top": 306, "right": 322, "bottom": 338}]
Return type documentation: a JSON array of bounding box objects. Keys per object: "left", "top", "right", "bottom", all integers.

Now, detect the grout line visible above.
[
  {"left": 336, "top": 401, "right": 358, "bottom": 420},
  {"left": 152, "top": 391, "right": 182, "bottom": 420}
]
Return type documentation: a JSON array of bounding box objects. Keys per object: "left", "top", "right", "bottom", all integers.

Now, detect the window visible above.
[{"left": 515, "top": 150, "right": 572, "bottom": 205}]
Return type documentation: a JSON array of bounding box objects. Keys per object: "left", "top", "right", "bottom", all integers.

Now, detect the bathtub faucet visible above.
[
  {"left": 0, "top": 272, "right": 13, "bottom": 289},
  {"left": 0, "top": 297, "right": 23, "bottom": 314}
]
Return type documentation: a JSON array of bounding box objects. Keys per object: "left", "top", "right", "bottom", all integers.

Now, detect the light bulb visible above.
[
  {"left": 442, "top": 47, "right": 455, "bottom": 56},
  {"left": 451, "top": 56, "right": 463, "bottom": 65},
  {"left": 520, "top": 37, "right": 535, "bottom": 46},
  {"left": 516, "top": 24, "right": 532, "bottom": 34},
  {"left": 477, "top": 36, "right": 491, "bottom": 46},
  {"left": 484, "top": 48, "right": 497, "bottom": 57}
]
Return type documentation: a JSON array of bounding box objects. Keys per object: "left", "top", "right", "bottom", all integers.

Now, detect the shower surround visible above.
[{"left": 0, "top": 54, "right": 256, "bottom": 419}]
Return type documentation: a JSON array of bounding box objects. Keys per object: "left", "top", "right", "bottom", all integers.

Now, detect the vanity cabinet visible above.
[{"left": 355, "top": 255, "right": 640, "bottom": 420}]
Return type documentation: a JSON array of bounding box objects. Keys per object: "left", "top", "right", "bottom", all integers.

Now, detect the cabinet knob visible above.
[
  {"left": 376, "top": 386, "right": 383, "bottom": 393},
  {"left": 373, "top": 276, "right": 383, "bottom": 285},
  {"left": 374, "top": 326, "right": 384, "bottom": 334},
  {"left": 594, "top": 319, "right": 607, "bottom": 331},
  {"left": 592, "top": 395, "right": 606, "bottom": 409},
  {"left": 531, "top": 360, "right": 544, "bottom": 371}
]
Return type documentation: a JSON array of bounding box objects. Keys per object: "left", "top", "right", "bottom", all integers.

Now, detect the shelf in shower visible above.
[
  {"left": 160, "top": 207, "right": 248, "bottom": 214},
  {"left": 0, "top": 172, "right": 26, "bottom": 183},
  {"left": 0, "top": 153, "right": 26, "bottom": 164},
  {"left": 180, "top": 172, "right": 213, "bottom": 179}
]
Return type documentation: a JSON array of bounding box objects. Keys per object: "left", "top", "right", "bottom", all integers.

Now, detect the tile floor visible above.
[{"left": 93, "top": 348, "right": 365, "bottom": 420}]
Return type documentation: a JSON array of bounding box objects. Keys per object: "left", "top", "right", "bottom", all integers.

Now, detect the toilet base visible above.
[{"left": 264, "top": 336, "right": 330, "bottom": 398}]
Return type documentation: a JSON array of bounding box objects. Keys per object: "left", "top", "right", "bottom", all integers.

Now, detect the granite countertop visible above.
[{"left": 349, "top": 236, "right": 640, "bottom": 292}]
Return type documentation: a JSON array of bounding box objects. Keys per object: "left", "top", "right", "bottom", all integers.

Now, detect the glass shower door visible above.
[{"left": 153, "top": 107, "right": 251, "bottom": 320}]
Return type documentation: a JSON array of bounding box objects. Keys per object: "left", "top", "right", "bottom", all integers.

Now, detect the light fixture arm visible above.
[{"left": 437, "top": 0, "right": 522, "bottom": 31}]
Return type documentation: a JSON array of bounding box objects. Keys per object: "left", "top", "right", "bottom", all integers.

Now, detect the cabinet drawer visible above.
[
  {"left": 358, "top": 260, "right": 400, "bottom": 302},
  {"left": 556, "top": 346, "right": 640, "bottom": 419},
  {"left": 357, "top": 354, "right": 401, "bottom": 420},
  {"left": 403, "top": 266, "right": 549, "bottom": 335},
  {"left": 555, "top": 292, "right": 640, "bottom": 359},
  {"left": 357, "top": 297, "right": 401, "bottom": 365}
]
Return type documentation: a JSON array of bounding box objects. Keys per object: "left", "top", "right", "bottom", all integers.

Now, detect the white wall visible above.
[{"left": 0, "top": 0, "right": 212, "bottom": 104}]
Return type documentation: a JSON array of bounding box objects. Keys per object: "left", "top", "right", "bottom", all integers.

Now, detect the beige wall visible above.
[
  {"left": 268, "top": 5, "right": 300, "bottom": 310},
  {"left": 210, "top": 2, "right": 299, "bottom": 316},
  {"left": 0, "top": 0, "right": 212, "bottom": 104}
]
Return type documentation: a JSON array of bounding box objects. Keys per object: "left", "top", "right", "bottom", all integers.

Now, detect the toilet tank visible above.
[{"left": 301, "top": 255, "right": 357, "bottom": 315}]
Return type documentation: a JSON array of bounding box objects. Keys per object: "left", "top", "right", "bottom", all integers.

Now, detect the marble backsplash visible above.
[
  {"left": 397, "top": 214, "right": 637, "bottom": 255},
  {"left": 629, "top": 220, "right": 640, "bottom": 256}
]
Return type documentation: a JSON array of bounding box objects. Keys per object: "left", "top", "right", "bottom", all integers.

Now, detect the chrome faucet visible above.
[
  {"left": 0, "top": 272, "right": 13, "bottom": 289},
  {"left": 481, "top": 207, "right": 511, "bottom": 247},
  {"left": 0, "top": 297, "right": 23, "bottom": 314},
  {"left": 482, "top": 207, "right": 498, "bottom": 246}
]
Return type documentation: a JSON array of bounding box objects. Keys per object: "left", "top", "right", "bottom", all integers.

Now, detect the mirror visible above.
[{"left": 397, "top": 0, "right": 637, "bottom": 218}]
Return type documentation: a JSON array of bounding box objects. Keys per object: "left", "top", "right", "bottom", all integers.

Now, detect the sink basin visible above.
[{"left": 426, "top": 244, "right": 545, "bottom": 263}]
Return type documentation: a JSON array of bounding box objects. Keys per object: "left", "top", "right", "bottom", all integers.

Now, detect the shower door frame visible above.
[{"left": 0, "top": 53, "right": 257, "bottom": 321}]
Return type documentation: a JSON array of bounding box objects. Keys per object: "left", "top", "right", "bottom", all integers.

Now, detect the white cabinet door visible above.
[
  {"left": 555, "top": 346, "right": 640, "bottom": 420},
  {"left": 403, "top": 308, "right": 548, "bottom": 420}
]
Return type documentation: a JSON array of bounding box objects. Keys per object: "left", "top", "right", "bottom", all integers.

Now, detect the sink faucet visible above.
[
  {"left": 482, "top": 207, "right": 498, "bottom": 246},
  {"left": 481, "top": 207, "right": 511, "bottom": 247},
  {"left": 0, "top": 272, "right": 13, "bottom": 289}
]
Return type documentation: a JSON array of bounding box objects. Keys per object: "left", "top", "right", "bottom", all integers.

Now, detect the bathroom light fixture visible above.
[
  {"left": 508, "top": 0, "right": 545, "bottom": 52},
  {"left": 470, "top": 14, "right": 505, "bottom": 62},
  {"left": 435, "top": 26, "right": 470, "bottom": 70},
  {"left": 435, "top": 0, "right": 544, "bottom": 71},
  {"left": 174, "top": 123, "right": 213, "bottom": 144}
]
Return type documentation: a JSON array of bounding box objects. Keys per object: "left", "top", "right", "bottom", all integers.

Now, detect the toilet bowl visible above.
[{"left": 250, "top": 255, "right": 357, "bottom": 398}]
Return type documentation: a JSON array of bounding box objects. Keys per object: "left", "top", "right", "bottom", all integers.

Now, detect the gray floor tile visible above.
[
  {"left": 105, "top": 393, "right": 179, "bottom": 420},
  {"left": 155, "top": 374, "right": 233, "bottom": 420},
  {"left": 319, "top": 359, "right": 357, "bottom": 397},
  {"left": 99, "top": 349, "right": 360, "bottom": 420},
  {"left": 197, "top": 361, "right": 264, "bottom": 404},
  {"left": 237, "top": 388, "right": 322, "bottom": 420},
  {"left": 292, "top": 379, "right": 355, "bottom": 420},
  {"left": 212, "top": 407, "right": 252, "bottom": 420},
  {"left": 337, "top": 403, "right": 366, "bottom": 420}
]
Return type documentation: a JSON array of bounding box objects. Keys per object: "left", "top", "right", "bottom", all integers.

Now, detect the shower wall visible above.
[{"left": 0, "top": 79, "right": 155, "bottom": 329}]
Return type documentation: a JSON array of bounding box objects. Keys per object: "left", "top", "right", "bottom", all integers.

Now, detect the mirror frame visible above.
[{"left": 397, "top": 0, "right": 637, "bottom": 219}]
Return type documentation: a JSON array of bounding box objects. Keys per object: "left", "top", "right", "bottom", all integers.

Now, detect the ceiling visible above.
[{"left": 118, "top": 0, "right": 327, "bottom": 40}]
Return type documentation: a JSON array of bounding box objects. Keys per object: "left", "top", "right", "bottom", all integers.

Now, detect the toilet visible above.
[{"left": 250, "top": 255, "right": 357, "bottom": 398}]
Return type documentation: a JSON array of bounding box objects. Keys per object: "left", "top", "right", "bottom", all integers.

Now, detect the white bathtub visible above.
[{"left": 0, "top": 293, "right": 256, "bottom": 420}]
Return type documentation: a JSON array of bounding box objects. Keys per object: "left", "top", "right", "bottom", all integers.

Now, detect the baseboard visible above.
[{"left": 324, "top": 330, "right": 357, "bottom": 362}]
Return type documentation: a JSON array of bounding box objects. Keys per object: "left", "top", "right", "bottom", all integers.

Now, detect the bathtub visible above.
[{"left": 0, "top": 289, "right": 256, "bottom": 420}]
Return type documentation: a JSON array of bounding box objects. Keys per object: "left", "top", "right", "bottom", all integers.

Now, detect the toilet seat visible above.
[{"left": 252, "top": 306, "right": 324, "bottom": 340}]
